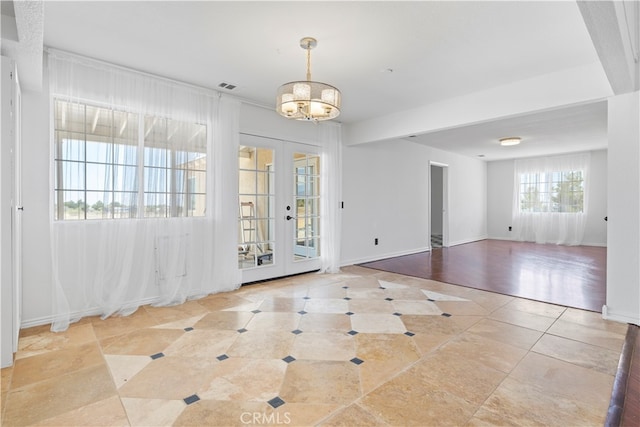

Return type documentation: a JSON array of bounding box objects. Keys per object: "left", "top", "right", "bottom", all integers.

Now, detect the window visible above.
[
  {"left": 54, "top": 99, "right": 206, "bottom": 220},
  {"left": 518, "top": 170, "right": 584, "bottom": 213},
  {"left": 293, "top": 153, "right": 320, "bottom": 259},
  {"left": 143, "top": 116, "right": 206, "bottom": 218}
]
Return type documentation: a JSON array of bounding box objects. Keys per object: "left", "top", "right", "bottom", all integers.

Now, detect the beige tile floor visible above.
[{"left": 0, "top": 265, "right": 628, "bottom": 426}]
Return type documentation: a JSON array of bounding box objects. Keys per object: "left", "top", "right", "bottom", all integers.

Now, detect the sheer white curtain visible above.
[
  {"left": 318, "top": 121, "right": 343, "bottom": 273},
  {"left": 48, "top": 50, "right": 240, "bottom": 331},
  {"left": 512, "top": 152, "right": 591, "bottom": 246}
]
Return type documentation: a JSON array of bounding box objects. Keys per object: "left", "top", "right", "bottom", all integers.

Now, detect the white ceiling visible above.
[
  {"left": 39, "top": 1, "right": 611, "bottom": 160},
  {"left": 406, "top": 100, "right": 608, "bottom": 161}
]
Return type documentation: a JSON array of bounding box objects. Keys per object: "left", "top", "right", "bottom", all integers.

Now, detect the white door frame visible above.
[
  {"left": 239, "top": 134, "right": 322, "bottom": 283},
  {"left": 1, "top": 57, "right": 21, "bottom": 367},
  {"left": 429, "top": 161, "right": 449, "bottom": 249}
]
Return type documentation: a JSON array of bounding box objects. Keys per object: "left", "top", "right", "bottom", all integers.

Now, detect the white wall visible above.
[
  {"left": 584, "top": 150, "right": 608, "bottom": 246},
  {"left": 239, "top": 103, "right": 322, "bottom": 146},
  {"left": 341, "top": 139, "right": 487, "bottom": 265},
  {"left": 486, "top": 150, "right": 608, "bottom": 246},
  {"left": 486, "top": 159, "right": 515, "bottom": 240},
  {"left": 605, "top": 91, "right": 639, "bottom": 325},
  {"left": 20, "top": 87, "right": 53, "bottom": 326}
]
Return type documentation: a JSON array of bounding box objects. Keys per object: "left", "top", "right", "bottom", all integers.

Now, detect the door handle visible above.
[{"left": 286, "top": 215, "right": 296, "bottom": 221}]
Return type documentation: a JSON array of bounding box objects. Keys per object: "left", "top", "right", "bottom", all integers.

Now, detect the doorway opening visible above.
[{"left": 430, "top": 163, "right": 448, "bottom": 249}]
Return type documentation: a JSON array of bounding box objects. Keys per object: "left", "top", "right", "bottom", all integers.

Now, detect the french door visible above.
[{"left": 238, "top": 134, "right": 321, "bottom": 283}]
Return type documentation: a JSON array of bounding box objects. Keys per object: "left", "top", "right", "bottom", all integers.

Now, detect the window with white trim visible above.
[
  {"left": 518, "top": 170, "right": 584, "bottom": 213},
  {"left": 53, "top": 99, "right": 206, "bottom": 220}
]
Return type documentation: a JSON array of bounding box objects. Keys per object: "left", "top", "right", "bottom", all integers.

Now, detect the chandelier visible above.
[{"left": 276, "top": 37, "right": 341, "bottom": 121}]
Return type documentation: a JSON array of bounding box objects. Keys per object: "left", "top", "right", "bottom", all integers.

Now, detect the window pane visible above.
[
  {"left": 55, "top": 132, "right": 84, "bottom": 161},
  {"left": 189, "top": 194, "right": 206, "bottom": 217},
  {"left": 112, "top": 192, "right": 138, "bottom": 218},
  {"left": 144, "top": 167, "right": 167, "bottom": 193},
  {"left": 188, "top": 171, "right": 206, "bottom": 194},
  {"left": 239, "top": 170, "right": 257, "bottom": 194},
  {"left": 144, "top": 147, "right": 167, "bottom": 167},
  {"left": 144, "top": 193, "right": 167, "bottom": 217},
  {"left": 86, "top": 139, "right": 112, "bottom": 164},
  {"left": 86, "top": 163, "right": 111, "bottom": 192},
  {"left": 55, "top": 160, "right": 84, "bottom": 191},
  {"left": 113, "top": 142, "right": 138, "bottom": 166},
  {"left": 256, "top": 147, "right": 274, "bottom": 171},
  {"left": 55, "top": 100, "right": 85, "bottom": 133},
  {"left": 54, "top": 190, "right": 86, "bottom": 220},
  {"left": 114, "top": 165, "right": 138, "bottom": 192}
]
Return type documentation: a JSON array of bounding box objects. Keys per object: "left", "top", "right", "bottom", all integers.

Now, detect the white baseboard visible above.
[
  {"left": 341, "top": 246, "right": 430, "bottom": 267},
  {"left": 486, "top": 236, "right": 607, "bottom": 247},
  {"left": 342, "top": 237, "right": 490, "bottom": 267},
  {"left": 447, "top": 235, "right": 488, "bottom": 247},
  {"left": 21, "top": 296, "right": 162, "bottom": 329},
  {"left": 602, "top": 305, "right": 640, "bottom": 326}
]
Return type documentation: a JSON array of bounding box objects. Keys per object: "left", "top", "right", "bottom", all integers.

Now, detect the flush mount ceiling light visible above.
[
  {"left": 276, "top": 37, "right": 341, "bottom": 122},
  {"left": 499, "top": 137, "right": 522, "bottom": 146}
]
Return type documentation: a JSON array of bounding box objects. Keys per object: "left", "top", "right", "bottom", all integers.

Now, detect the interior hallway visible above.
[{"left": 1, "top": 265, "right": 625, "bottom": 426}]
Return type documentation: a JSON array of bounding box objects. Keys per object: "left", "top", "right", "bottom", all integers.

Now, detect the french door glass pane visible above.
[
  {"left": 293, "top": 152, "right": 320, "bottom": 261},
  {"left": 239, "top": 146, "right": 275, "bottom": 269}
]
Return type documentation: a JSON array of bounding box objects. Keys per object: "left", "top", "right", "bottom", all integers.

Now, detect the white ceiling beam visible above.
[
  {"left": 1, "top": 0, "right": 44, "bottom": 91},
  {"left": 344, "top": 62, "right": 612, "bottom": 146},
  {"left": 578, "top": 0, "right": 639, "bottom": 95}
]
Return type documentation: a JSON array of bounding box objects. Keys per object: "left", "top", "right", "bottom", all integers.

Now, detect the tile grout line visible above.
[{"left": 464, "top": 306, "right": 570, "bottom": 424}]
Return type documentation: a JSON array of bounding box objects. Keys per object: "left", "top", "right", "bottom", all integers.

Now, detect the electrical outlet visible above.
[{"left": 374, "top": 238, "right": 379, "bottom": 245}]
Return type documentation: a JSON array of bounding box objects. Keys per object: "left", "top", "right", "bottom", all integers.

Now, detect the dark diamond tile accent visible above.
[
  {"left": 298, "top": 310, "right": 308, "bottom": 315},
  {"left": 393, "top": 312, "right": 402, "bottom": 316},
  {"left": 183, "top": 327, "right": 194, "bottom": 332},
  {"left": 342, "top": 286, "right": 349, "bottom": 289},
  {"left": 183, "top": 394, "right": 200, "bottom": 405},
  {"left": 404, "top": 331, "right": 415, "bottom": 337},
  {"left": 268, "top": 396, "right": 286, "bottom": 409},
  {"left": 441, "top": 312, "right": 452, "bottom": 317},
  {"left": 303, "top": 296, "right": 311, "bottom": 300},
  {"left": 344, "top": 297, "right": 352, "bottom": 300},
  {"left": 379, "top": 286, "right": 386, "bottom": 290},
  {"left": 150, "top": 352, "right": 164, "bottom": 360},
  {"left": 237, "top": 328, "right": 248, "bottom": 333},
  {"left": 348, "top": 330, "right": 359, "bottom": 336},
  {"left": 282, "top": 355, "right": 296, "bottom": 363},
  {"left": 385, "top": 297, "right": 394, "bottom": 301},
  {"left": 217, "top": 354, "right": 229, "bottom": 361},
  {"left": 251, "top": 309, "right": 262, "bottom": 314},
  {"left": 350, "top": 357, "right": 364, "bottom": 365},
  {"left": 345, "top": 312, "right": 354, "bottom": 316},
  {"left": 427, "top": 298, "right": 436, "bottom": 302},
  {"left": 291, "top": 329, "right": 303, "bottom": 335}
]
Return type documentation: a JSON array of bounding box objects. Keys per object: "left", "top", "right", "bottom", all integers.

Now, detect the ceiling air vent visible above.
[{"left": 218, "top": 82, "right": 237, "bottom": 90}]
